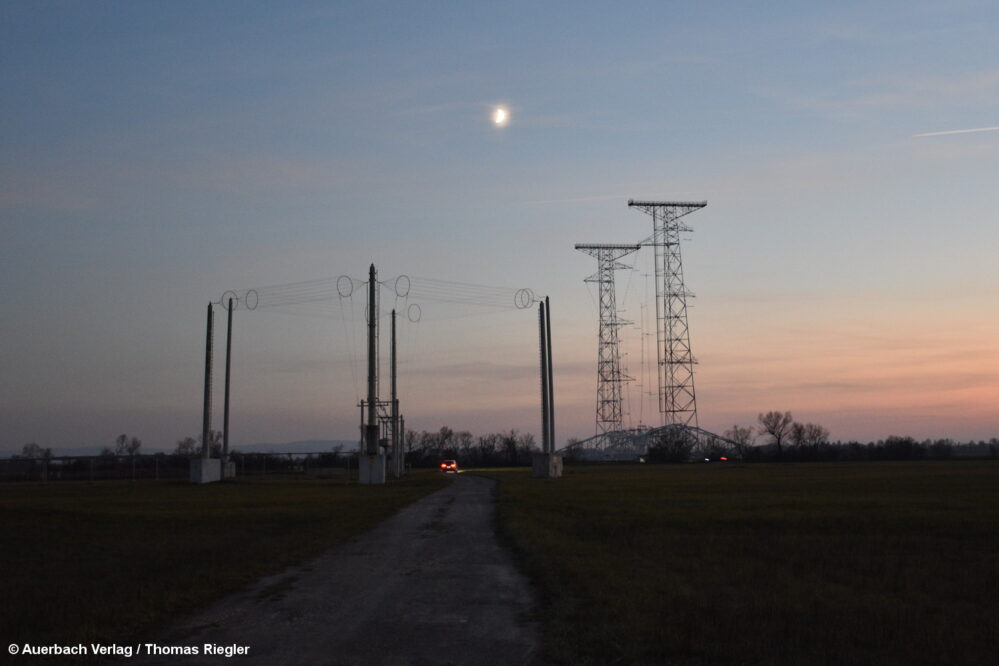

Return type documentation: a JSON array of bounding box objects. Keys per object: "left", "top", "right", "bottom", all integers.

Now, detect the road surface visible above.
[{"left": 137, "top": 474, "right": 539, "bottom": 665}]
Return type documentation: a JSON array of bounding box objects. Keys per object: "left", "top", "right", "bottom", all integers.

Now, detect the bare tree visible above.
[
  {"left": 185, "top": 430, "right": 222, "bottom": 458},
  {"left": 789, "top": 422, "right": 807, "bottom": 452},
  {"left": 758, "top": 411, "right": 793, "bottom": 460},
  {"left": 477, "top": 433, "right": 498, "bottom": 463},
  {"left": 517, "top": 432, "right": 537, "bottom": 456},
  {"left": 802, "top": 423, "right": 829, "bottom": 448},
  {"left": 437, "top": 426, "right": 455, "bottom": 454},
  {"left": 174, "top": 436, "right": 197, "bottom": 456},
  {"left": 114, "top": 433, "right": 129, "bottom": 455},
  {"left": 418, "top": 430, "right": 435, "bottom": 454},
  {"left": 21, "top": 442, "right": 52, "bottom": 459},
  {"left": 457, "top": 431, "right": 474, "bottom": 456},
  {"left": 198, "top": 430, "right": 222, "bottom": 457},
  {"left": 789, "top": 421, "right": 830, "bottom": 458},
  {"left": 723, "top": 425, "right": 755, "bottom": 459},
  {"left": 501, "top": 429, "right": 519, "bottom": 464}
]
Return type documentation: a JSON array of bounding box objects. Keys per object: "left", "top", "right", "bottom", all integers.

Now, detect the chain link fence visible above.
[{"left": 0, "top": 452, "right": 364, "bottom": 483}]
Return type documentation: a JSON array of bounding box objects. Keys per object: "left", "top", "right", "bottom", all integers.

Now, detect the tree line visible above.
[
  {"left": 708, "top": 411, "right": 998, "bottom": 463},
  {"left": 402, "top": 426, "right": 539, "bottom": 467},
  {"left": 14, "top": 413, "right": 997, "bottom": 465},
  {"left": 14, "top": 433, "right": 142, "bottom": 459}
]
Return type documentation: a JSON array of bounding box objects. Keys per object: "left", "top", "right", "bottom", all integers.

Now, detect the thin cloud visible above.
[
  {"left": 526, "top": 194, "right": 628, "bottom": 205},
  {"left": 765, "top": 70, "right": 999, "bottom": 119},
  {"left": 914, "top": 125, "right": 999, "bottom": 137}
]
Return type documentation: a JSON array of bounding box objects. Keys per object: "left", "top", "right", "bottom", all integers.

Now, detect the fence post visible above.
[{"left": 89, "top": 458, "right": 94, "bottom": 482}]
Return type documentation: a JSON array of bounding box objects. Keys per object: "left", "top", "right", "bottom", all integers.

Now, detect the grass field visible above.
[
  {"left": 0, "top": 473, "right": 447, "bottom": 650},
  {"left": 484, "top": 461, "right": 999, "bottom": 665}
]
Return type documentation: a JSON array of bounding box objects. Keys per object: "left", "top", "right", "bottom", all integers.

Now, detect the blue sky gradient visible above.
[{"left": 2, "top": 1, "right": 998, "bottom": 451}]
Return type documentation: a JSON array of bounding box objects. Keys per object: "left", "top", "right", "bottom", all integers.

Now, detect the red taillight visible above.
[
  {"left": 440, "top": 463, "right": 446, "bottom": 468},
  {"left": 720, "top": 456, "right": 728, "bottom": 461}
]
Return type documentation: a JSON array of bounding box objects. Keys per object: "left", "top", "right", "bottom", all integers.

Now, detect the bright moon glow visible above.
[{"left": 493, "top": 107, "right": 509, "bottom": 127}]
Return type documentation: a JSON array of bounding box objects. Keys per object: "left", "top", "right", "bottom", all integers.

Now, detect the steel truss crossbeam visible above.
[{"left": 560, "top": 424, "right": 738, "bottom": 461}]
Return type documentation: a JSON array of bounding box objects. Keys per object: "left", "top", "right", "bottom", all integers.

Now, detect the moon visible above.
[{"left": 492, "top": 106, "right": 509, "bottom": 127}]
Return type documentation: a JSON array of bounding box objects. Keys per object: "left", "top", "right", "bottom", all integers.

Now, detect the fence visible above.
[{"left": 0, "top": 451, "right": 364, "bottom": 483}]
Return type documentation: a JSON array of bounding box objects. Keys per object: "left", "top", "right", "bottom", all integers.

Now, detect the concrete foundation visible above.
[
  {"left": 358, "top": 454, "right": 387, "bottom": 484},
  {"left": 190, "top": 458, "right": 222, "bottom": 484},
  {"left": 531, "top": 453, "right": 563, "bottom": 479}
]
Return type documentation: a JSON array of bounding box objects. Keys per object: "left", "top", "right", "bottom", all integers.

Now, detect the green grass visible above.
[
  {"left": 482, "top": 462, "right": 999, "bottom": 665},
  {"left": 0, "top": 473, "right": 447, "bottom": 648}
]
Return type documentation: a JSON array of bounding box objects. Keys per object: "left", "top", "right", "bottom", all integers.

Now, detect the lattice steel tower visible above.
[
  {"left": 627, "top": 200, "right": 706, "bottom": 427},
  {"left": 575, "top": 243, "right": 641, "bottom": 435}
]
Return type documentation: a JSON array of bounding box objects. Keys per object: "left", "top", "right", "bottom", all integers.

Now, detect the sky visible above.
[{"left": 2, "top": 0, "right": 998, "bottom": 453}]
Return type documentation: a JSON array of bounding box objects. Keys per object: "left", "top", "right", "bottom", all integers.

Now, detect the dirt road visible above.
[{"left": 138, "top": 474, "right": 538, "bottom": 665}]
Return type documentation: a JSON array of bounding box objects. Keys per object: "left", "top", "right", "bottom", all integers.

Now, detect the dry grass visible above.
[
  {"left": 0, "top": 473, "right": 447, "bottom": 649},
  {"left": 484, "top": 462, "right": 999, "bottom": 665}
]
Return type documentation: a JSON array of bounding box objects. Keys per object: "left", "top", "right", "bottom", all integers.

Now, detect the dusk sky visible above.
[{"left": 2, "top": 1, "right": 998, "bottom": 453}]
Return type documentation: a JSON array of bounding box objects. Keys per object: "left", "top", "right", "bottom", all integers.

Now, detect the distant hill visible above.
[{"left": 22, "top": 445, "right": 111, "bottom": 457}]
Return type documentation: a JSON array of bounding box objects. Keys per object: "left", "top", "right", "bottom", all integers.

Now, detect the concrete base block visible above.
[
  {"left": 532, "top": 453, "right": 563, "bottom": 478},
  {"left": 223, "top": 461, "right": 236, "bottom": 478},
  {"left": 358, "top": 454, "right": 387, "bottom": 484},
  {"left": 190, "top": 458, "right": 222, "bottom": 484}
]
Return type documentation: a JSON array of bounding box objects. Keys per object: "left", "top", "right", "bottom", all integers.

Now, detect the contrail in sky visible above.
[{"left": 913, "top": 125, "right": 999, "bottom": 137}]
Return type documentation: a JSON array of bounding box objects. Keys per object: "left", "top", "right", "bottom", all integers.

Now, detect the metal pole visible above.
[
  {"left": 400, "top": 415, "right": 406, "bottom": 474},
  {"left": 202, "top": 303, "right": 214, "bottom": 459},
  {"left": 223, "top": 297, "right": 233, "bottom": 466},
  {"left": 539, "top": 300, "right": 550, "bottom": 454},
  {"left": 546, "top": 296, "right": 555, "bottom": 453},
  {"left": 391, "top": 309, "right": 400, "bottom": 478},
  {"left": 366, "top": 264, "right": 379, "bottom": 456}
]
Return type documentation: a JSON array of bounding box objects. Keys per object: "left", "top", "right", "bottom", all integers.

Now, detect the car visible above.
[{"left": 439, "top": 459, "right": 458, "bottom": 473}]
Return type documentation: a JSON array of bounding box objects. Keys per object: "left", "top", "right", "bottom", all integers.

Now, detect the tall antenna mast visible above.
[
  {"left": 360, "top": 263, "right": 387, "bottom": 484},
  {"left": 627, "top": 200, "right": 706, "bottom": 427},
  {"left": 365, "top": 263, "right": 378, "bottom": 455},
  {"left": 575, "top": 243, "right": 641, "bottom": 436}
]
